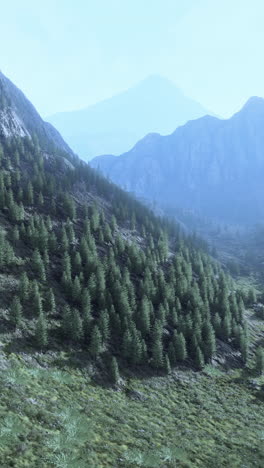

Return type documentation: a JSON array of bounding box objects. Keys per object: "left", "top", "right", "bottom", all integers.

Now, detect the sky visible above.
[{"left": 0, "top": 0, "right": 264, "bottom": 118}]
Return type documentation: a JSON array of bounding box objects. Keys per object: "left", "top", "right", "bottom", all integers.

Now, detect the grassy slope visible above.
[{"left": 0, "top": 350, "right": 264, "bottom": 468}]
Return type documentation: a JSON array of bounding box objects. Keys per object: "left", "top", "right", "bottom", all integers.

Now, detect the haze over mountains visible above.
[
  {"left": 47, "top": 75, "right": 210, "bottom": 160},
  {"left": 91, "top": 97, "right": 264, "bottom": 226}
]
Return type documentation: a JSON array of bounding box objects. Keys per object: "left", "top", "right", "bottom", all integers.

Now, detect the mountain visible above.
[
  {"left": 0, "top": 71, "right": 74, "bottom": 156},
  {"left": 47, "top": 75, "right": 210, "bottom": 159},
  {"left": 1, "top": 73, "right": 263, "bottom": 467},
  {"left": 90, "top": 97, "right": 264, "bottom": 225},
  {"left": 1, "top": 72, "right": 241, "bottom": 374},
  {"left": 0, "top": 72, "right": 252, "bottom": 374}
]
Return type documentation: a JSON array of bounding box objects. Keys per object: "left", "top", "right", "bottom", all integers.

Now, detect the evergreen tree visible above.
[
  {"left": 32, "top": 249, "right": 46, "bottom": 281},
  {"left": 31, "top": 281, "right": 43, "bottom": 315},
  {"left": 89, "top": 325, "right": 102, "bottom": 358},
  {"left": 25, "top": 181, "right": 34, "bottom": 204},
  {"left": 164, "top": 353, "right": 171, "bottom": 374},
  {"left": 222, "top": 315, "right": 231, "bottom": 341},
  {"left": 72, "top": 276, "right": 81, "bottom": 303},
  {"left": 109, "top": 356, "right": 120, "bottom": 384},
  {"left": 71, "top": 309, "right": 83, "bottom": 342},
  {"left": 46, "top": 288, "right": 56, "bottom": 314},
  {"left": 98, "top": 309, "right": 110, "bottom": 342},
  {"left": 61, "top": 305, "right": 72, "bottom": 339},
  {"left": 10, "top": 296, "right": 23, "bottom": 327},
  {"left": 151, "top": 321, "right": 164, "bottom": 369},
  {"left": 174, "top": 332, "right": 187, "bottom": 362},
  {"left": 122, "top": 329, "right": 132, "bottom": 360},
  {"left": 168, "top": 341, "right": 177, "bottom": 367},
  {"left": 194, "top": 346, "right": 205, "bottom": 370},
  {"left": 73, "top": 251, "right": 82, "bottom": 275},
  {"left": 202, "top": 322, "right": 216, "bottom": 362},
  {"left": 11, "top": 226, "right": 20, "bottom": 245},
  {"left": 137, "top": 296, "right": 151, "bottom": 336},
  {"left": 81, "top": 289, "right": 92, "bottom": 316},
  {"left": 35, "top": 311, "right": 48, "bottom": 348},
  {"left": 130, "top": 328, "right": 144, "bottom": 365},
  {"left": 19, "top": 272, "right": 30, "bottom": 302},
  {"left": 255, "top": 347, "right": 264, "bottom": 375}
]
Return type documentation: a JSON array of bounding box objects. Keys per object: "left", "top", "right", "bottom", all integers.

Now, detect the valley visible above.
[{"left": 0, "top": 70, "right": 263, "bottom": 468}]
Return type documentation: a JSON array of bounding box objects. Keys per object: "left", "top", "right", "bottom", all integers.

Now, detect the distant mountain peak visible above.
[
  {"left": 135, "top": 74, "right": 178, "bottom": 88},
  {"left": 240, "top": 96, "right": 264, "bottom": 113},
  {"left": 47, "top": 76, "right": 210, "bottom": 159},
  {"left": 90, "top": 96, "right": 264, "bottom": 225}
]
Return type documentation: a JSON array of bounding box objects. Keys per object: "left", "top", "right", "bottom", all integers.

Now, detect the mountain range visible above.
[
  {"left": 91, "top": 97, "right": 264, "bottom": 225},
  {"left": 47, "top": 75, "right": 210, "bottom": 160},
  {"left": 0, "top": 71, "right": 263, "bottom": 468}
]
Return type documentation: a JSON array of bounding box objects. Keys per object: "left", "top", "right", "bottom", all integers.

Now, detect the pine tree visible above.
[
  {"left": 31, "top": 281, "right": 43, "bottom": 315},
  {"left": 71, "top": 309, "right": 83, "bottom": 342},
  {"left": 83, "top": 309, "right": 92, "bottom": 343},
  {"left": 109, "top": 356, "right": 120, "bottom": 384},
  {"left": 130, "top": 329, "right": 144, "bottom": 365},
  {"left": 81, "top": 289, "right": 92, "bottom": 315},
  {"left": 10, "top": 296, "right": 23, "bottom": 327},
  {"left": 222, "top": 315, "right": 231, "bottom": 341},
  {"left": 151, "top": 321, "right": 164, "bottom": 369},
  {"left": 152, "top": 335, "right": 163, "bottom": 369},
  {"left": 212, "top": 312, "right": 221, "bottom": 338},
  {"left": 174, "top": 332, "right": 187, "bottom": 362},
  {"left": 32, "top": 249, "right": 46, "bottom": 281},
  {"left": 98, "top": 309, "right": 110, "bottom": 342},
  {"left": 46, "top": 288, "right": 56, "bottom": 314},
  {"left": 122, "top": 329, "right": 132, "bottom": 360},
  {"left": 72, "top": 276, "right": 81, "bottom": 303},
  {"left": 19, "top": 272, "right": 30, "bottom": 302},
  {"left": 37, "top": 192, "right": 44, "bottom": 207},
  {"left": 137, "top": 296, "right": 150, "bottom": 336},
  {"left": 11, "top": 226, "right": 20, "bottom": 245},
  {"left": 61, "top": 305, "right": 72, "bottom": 339},
  {"left": 61, "top": 227, "right": 70, "bottom": 251},
  {"left": 73, "top": 251, "right": 82, "bottom": 275},
  {"left": 194, "top": 346, "right": 205, "bottom": 370},
  {"left": 35, "top": 312, "right": 48, "bottom": 348},
  {"left": 63, "top": 194, "right": 76, "bottom": 220},
  {"left": 61, "top": 251, "right": 72, "bottom": 285},
  {"left": 168, "top": 341, "right": 177, "bottom": 367},
  {"left": 164, "top": 353, "right": 171, "bottom": 374},
  {"left": 202, "top": 322, "right": 216, "bottom": 362},
  {"left": 255, "top": 347, "right": 264, "bottom": 375},
  {"left": 89, "top": 325, "right": 102, "bottom": 358}
]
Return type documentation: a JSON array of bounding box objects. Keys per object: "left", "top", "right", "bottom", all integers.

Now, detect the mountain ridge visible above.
[
  {"left": 47, "top": 75, "right": 211, "bottom": 159},
  {"left": 0, "top": 71, "right": 74, "bottom": 156},
  {"left": 90, "top": 96, "right": 264, "bottom": 225}
]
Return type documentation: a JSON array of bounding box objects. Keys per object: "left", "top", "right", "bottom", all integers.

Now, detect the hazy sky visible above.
[{"left": 1, "top": 0, "right": 264, "bottom": 118}]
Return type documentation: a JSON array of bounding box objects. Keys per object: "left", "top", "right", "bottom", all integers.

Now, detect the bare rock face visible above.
[
  {"left": 0, "top": 71, "right": 74, "bottom": 156},
  {"left": 0, "top": 108, "right": 31, "bottom": 138},
  {"left": 90, "top": 97, "right": 264, "bottom": 225}
]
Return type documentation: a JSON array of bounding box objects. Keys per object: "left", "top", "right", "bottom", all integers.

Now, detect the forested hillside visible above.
[
  {"left": 1, "top": 73, "right": 264, "bottom": 468},
  {"left": 0, "top": 132, "right": 252, "bottom": 378}
]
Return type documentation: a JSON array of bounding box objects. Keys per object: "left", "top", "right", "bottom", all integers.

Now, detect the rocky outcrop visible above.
[{"left": 0, "top": 71, "right": 74, "bottom": 156}]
